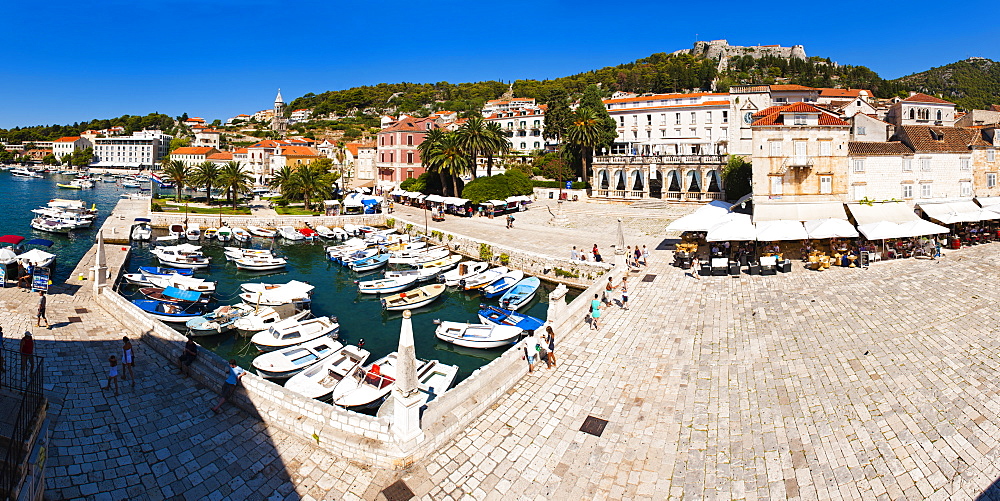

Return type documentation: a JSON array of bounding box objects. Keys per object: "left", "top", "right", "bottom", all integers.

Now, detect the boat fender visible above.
[
  {"left": 459, "top": 279, "right": 466, "bottom": 288},
  {"left": 331, "top": 316, "right": 338, "bottom": 323},
  {"left": 432, "top": 319, "right": 441, "bottom": 325}
]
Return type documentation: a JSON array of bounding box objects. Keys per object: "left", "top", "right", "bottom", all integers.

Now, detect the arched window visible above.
[
  {"left": 936, "top": 110, "right": 942, "bottom": 121},
  {"left": 909, "top": 109, "right": 915, "bottom": 120}
]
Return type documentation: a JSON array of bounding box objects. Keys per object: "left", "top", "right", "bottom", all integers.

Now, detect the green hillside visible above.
[{"left": 891, "top": 57, "right": 1000, "bottom": 110}]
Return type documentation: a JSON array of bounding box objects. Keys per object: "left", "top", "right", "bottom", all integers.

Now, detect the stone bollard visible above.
[{"left": 547, "top": 284, "right": 569, "bottom": 326}]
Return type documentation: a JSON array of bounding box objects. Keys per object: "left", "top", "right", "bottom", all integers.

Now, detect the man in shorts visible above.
[
  {"left": 36, "top": 291, "right": 48, "bottom": 328},
  {"left": 178, "top": 336, "right": 198, "bottom": 377},
  {"left": 211, "top": 359, "right": 245, "bottom": 414}
]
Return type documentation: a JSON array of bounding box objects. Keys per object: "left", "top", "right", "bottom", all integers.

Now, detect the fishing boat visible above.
[
  {"left": 461, "top": 266, "right": 509, "bottom": 290},
  {"left": 146, "top": 274, "right": 217, "bottom": 294},
  {"left": 498, "top": 277, "right": 541, "bottom": 311},
  {"left": 122, "top": 273, "right": 154, "bottom": 286},
  {"left": 233, "top": 306, "right": 310, "bottom": 337},
  {"left": 235, "top": 255, "right": 288, "bottom": 271},
  {"left": 121, "top": 181, "right": 141, "bottom": 188},
  {"left": 380, "top": 284, "right": 446, "bottom": 311},
  {"left": 156, "top": 223, "right": 185, "bottom": 242},
  {"left": 481, "top": 269, "right": 524, "bottom": 298},
  {"left": 132, "top": 299, "right": 206, "bottom": 323},
  {"left": 137, "top": 286, "right": 210, "bottom": 304},
  {"left": 376, "top": 359, "right": 459, "bottom": 420},
  {"left": 284, "top": 344, "right": 371, "bottom": 400},
  {"left": 30, "top": 217, "right": 74, "bottom": 234},
  {"left": 56, "top": 182, "right": 83, "bottom": 189},
  {"left": 252, "top": 335, "right": 341, "bottom": 379},
  {"left": 440, "top": 261, "right": 488, "bottom": 287},
  {"left": 231, "top": 227, "right": 250, "bottom": 242},
  {"left": 411, "top": 254, "right": 462, "bottom": 272},
  {"left": 297, "top": 228, "right": 317, "bottom": 240},
  {"left": 185, "top": 224, "right": 201, "bottom": 241},
  {"left": 216, "top": 227, "right": 232, "bottom": 242},
  {"left": 314, "top": 226, "right": 335, "bottom": 239},
  {"left": 185, "top": 303, "right": 255, "bottom": 336},
  {"left": 151, "top": 243, "right": 211, "bottom": 269},
  {"left": 240, "top": 282, "right": 282, "bottom": 294},
  {"left": 340, "top": 248, "right": 380, "bottom": 267},
  {"left": 477, "top": 305, "right": 544, "bottom": 333},
  {"left": 331, "top": 227, "right": 349, "bottom": 240},
  {"left": 357, "top": 274, "right": 419, "bottom": 294},
  {"left": 130, "top": 218, "right": 152, "bottom": 241},
  {"left": 342, "top": 224, "right": 360, "bottom": 236},
  {"left": 239, "top": 280, "right": 314, "bottom": 307},
  {"left": 277, "top": 226, "right": 303, "bottom": 240},
  {"left": 250, "top": 316, "right": 340, "bottom": 352},
  {"left": 247, "top": 225, "right": 276, "bottom": 238},
  {"left": 325, "top": 238, "right": 370, "bottom": 262},
  {"left": 434, "top": 321, "right": 523, "bottom": 349},
  {"left": 224, "top": 247, "right": 274, "bottom": 261},
  {"left": 385, "top": 240, "right": 426, "bottom": 254},
  {"left": 349, "top": 253, "right": 389, "bottom": 272},
  {"left": 388, "top": 246, "right": 449, "bottom": 265},
  {"left": 138, "top": 266, "right": 194, "bottom": 277},
  {"left": 384, "top": 261, "right": 457, "bottom": 283},
  {"left": 330, "top": 353, "right": 433, "bottom": 409},
  {"left": 203, "top": 227, "right": 218, "bottom": 240}
]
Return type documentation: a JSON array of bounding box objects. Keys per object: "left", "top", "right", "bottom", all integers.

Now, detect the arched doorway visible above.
[
  {"left": 667, "top": 170, "right": 681, "bottom": 193},
  {"left": 614, "top": 170, "right": 626, "bottom": 191},
  {"left": 686, "top": 170, "right": 702, "bottom": 192},
  {"left": 630, "top": 170, "right": 644, "bottom": 192},
  {"left": 706, "top": 170, "right": 722, "bottom": 192},
  {"left": 649, "top": 170, "right": 663, "bottom": 198},
  {"left": 598, "top": 170, "right": 610, "bottom": 190}
]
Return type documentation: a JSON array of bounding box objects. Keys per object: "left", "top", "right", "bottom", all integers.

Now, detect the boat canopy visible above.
[
  {"left": 0, "top": 235, "right": 25, "bottom": 245},
  {"left": 134, "top": 218, "right": 151, "bottom": 223},
  {"left": 163, "top": 286, "right": 201, "bottom": 302},
  {"left": 24, "top": 239, "right": 54, "bottom": 247}
]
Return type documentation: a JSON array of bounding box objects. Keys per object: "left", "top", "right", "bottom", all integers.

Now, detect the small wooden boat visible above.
[
  {"left": 216, "top": 227, "right": 232, "bottom": 242},
  {"left": 122, "top": 273, "right": 153, "bottom": 286},
  {"left": 56, "top": 182, "right": 83, "bottom": 189},
  {"left": 330, "top": 353, "right": 426, "bottom": 408},
  {"left": 478, "top": 305, "right": 544, "bottom": 333},
  {"left": 235, "top": 255, "right": 288, "bottom": 271},
  {"left": 137, "top": 286, "right": 210, "bottom": 304},
  {"left": 252, "top": 335, "right": 342, "bottom": 378},
  {"left": 139, "top": 266, "right": 194, "bottom": 277},
  {"left": 233, "top": 307, "right": 310, "bottom": 336},
  {"left": 314, "top": 226, "right": 335, "bottom": 238},
  {"left": 357, "top": 274, "right": 419, "bottom": 294},
  {"left": 284, "top": 344, "right": 371, "bottom": 400},
  {"left": 481, "top": 269, "right": 524, "bottom": 298},
  {"left": 151, "top": 245, "right": 211, "bottom": 269},
  {"left": 185, "top": 303, "right": 255, "bottom": 336},
  {"left": 251, "top": 316, "right": 339, "bottom": 352},
  {"left": 412, "top": 254, "right": 462, "bottom": 271},
  {"left": 203, "top": 227, "right": 218, "bottom": 240},
  {"left": 376, "top": 359, "right": 459, "bottom": 421},
  {"left": 298, "top": 228, "right": 317, "bottom": 240},
  {"left": 349, "top": 253, "right": 389, "bottom": 272},
  {"left": 499, "top": 277, "right": 541, "bottom": 311},
  {"left": 30, "top": 217, "right": 74, "bottom": 234},
  {"left": 224, "top": 247, "right": 273, "bottom": 261},
  {"left": 247, "top": 225, "right": 276, "bottom": 238},
  {"left": 231, "top": 227, "right": 250, "bottom": 242},
  {"left": 277, "top": 226, "right": 303, "bottom": 240},
  {"left": 156, "top": 224, "right": 184, "bottom": 242},
  {"left": 440, "top": 261, "right": 488, "bottom": 287},
  {"left": 331, "top": 227, "right": 349, "bottom": 240},
  {"left": 389, "top": 246, "right": 449, "bottom": 265},
  {"left": 185, "top": 223, "right": 201, "bottom": 241},
  {"left": 132, "top": 299, "right": 206, "bottom": 323},
  {"left": 461, "top": 266, "right": 509, "bottom": 290},
  {"left": 380, "top": 284, "right": 446, "bottom": 311},
  {"left": 239, "top": 280, "right": 313, "bottom": 306},
  {"left": 340, "top": 248, "right": 379, "bottom": 266},
  {"left": 146, "top": 274, "right": 217, "bottom": 294},
  {"left": 434, "top": 321, "right": 523, "bottom": 349}
]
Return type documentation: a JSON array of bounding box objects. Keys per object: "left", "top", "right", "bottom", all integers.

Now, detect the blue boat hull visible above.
[{"left": 477, "top": 305, "right": 544, "bottom": 333}]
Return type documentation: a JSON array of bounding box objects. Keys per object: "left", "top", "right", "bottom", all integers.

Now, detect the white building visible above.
[
  {"left": 885, "top": 93, "right": 956, "bottom": 127},
  {"left": 289, "top": 109, "right": 312, "bottom": 122},
  {"left": 484, "top": 106, "right": 548, "bottom": 156},
  {"left": 192, "top": 129, "right": 222, "bottom": 149},
  {"left": 482, "top": 98, "right": 536, "bottom": 115},
  {"left": 169, "top": 147, "right": 219, "bottom": 168},
  {"left": 52, "top": 136, "right": 91, "bottom": 160},
  {"left": 603, "top": 92, "right": 731, "bottom": 156},
  {"left": 91, "top": 130, "right": 172, "bottom": 170}
]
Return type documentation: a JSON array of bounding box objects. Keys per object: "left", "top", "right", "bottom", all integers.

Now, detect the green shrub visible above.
[
  {"left": 151, "top": 203, "right": 163, "bottom": 212},
  {"left": 498, "top": 253, "right": 510, "bottom": 266},
  {"left": 553, "top": 267, "right": 580, "bottom": 278},
  {"left": 275, "top": 198, "right": 289, "bottom": 208},
  {"left": 385, "top": 217, "right": 395, "bottom": 228},
  {"left": 431, "top": 230, "right": 444, "bottom": 241},
  {"left": 479, "top": 243, "right": 493, "bottom": 261},
  {"left": 405, "top": 223, "right": 413, "bottom": 234},
  {"left": 531, "top": 180, "right": 588, "bottom": 189}
]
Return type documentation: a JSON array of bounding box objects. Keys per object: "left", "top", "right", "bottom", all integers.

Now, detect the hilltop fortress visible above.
[{"left": 673, "top": 39, "right": 807, "bottom": 61}]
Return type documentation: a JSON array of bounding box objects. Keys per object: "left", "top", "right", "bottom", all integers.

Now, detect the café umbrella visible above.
[{"left": 706, "top": 213, "right": 756, "bottom": 242}]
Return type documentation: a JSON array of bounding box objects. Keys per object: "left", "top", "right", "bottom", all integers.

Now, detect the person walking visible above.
[
  {"left": 536, "top": 331, "right": 550, "bottom": 369},
  {"left": 522, "top": 337, "right": 537, "bottom": 373},
  {"left": 544, "top": 326, "right": 556, "bottom": 368},
  {"left": 106, "top": 355, "right": 119, "bottom": 396},
  {"left": 19, "top": 331, "right": 33, "bottom": 377},
  {"left": 590, "top": 294, "right": 602, "bottom": 330},
  {"left": 121, "top": 336, "right": 135, "bottom": 385},
  {"left": 641, "top": 245, "right": 649, "bottom": 266},
  {"left": 36, "top": 291, "right": 48, "bottom": 328},
  {"left": 604, "top": 277, "right": 614, "bottom": 305},
  {"left": 690, "top": 255, "right": 702, "bottom": 280},
  {"left": 620, "top": 277, "right": 630, "bottom": 310},
  {"left": 212, "top": 359, "right": 245, "bottom": 414},
  {"left": 634, "top": 246, "right": 642, "bottom": 267},
  {"left": 178, "top": 336, "right": 198, "bottom": 377}
]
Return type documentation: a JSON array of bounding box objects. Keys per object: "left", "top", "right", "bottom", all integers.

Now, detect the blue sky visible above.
[{"left": 1, "top": 0, "right": 997, "bottom": 129}]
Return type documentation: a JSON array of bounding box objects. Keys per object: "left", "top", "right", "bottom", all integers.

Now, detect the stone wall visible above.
[
  {"left": 386, "top": 217, "right": 612, "bottom": 289},
  {"left": 148, "top": 212, "right": 387, "bottom": 231}
]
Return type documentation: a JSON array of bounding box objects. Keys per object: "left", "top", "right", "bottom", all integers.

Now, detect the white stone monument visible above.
[
  {"left": 613, "top": 218, "right": 627, "bottom": 269},
  {"left": 391, "top": 310, "right": 425, "bottom": 447},
  {"left": 91, "top": 231, "right": 108, "bottom": 294}
]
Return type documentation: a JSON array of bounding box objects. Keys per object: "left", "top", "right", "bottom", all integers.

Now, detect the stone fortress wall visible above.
[{"left": 673, "top": 39, "right": 807, "bottom": 61}]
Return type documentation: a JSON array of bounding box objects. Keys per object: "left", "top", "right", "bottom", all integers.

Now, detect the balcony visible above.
[{"left": 593, "top": 154, "right": 726, "bottom": 165}]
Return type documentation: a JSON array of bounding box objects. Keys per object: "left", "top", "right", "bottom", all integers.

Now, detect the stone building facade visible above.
[{"left": 591, "top": 154, "right": 727, "bottom": 201}]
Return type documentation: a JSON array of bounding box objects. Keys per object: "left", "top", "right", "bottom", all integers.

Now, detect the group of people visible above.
[
  {"left": 104, "top": 336, "right": 136, "bottom": 396},
  {"left": 590, "top": 276, "right": 631, "bottom": 329},
  {"left": 522, "top": 325, "right": 557, "bottom": 373},
  {"left": 570, "top": 244, "right": 604, "bottom": 263}
]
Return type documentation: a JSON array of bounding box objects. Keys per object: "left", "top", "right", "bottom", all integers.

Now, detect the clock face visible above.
[{"left": 743, "top": 111, "right": 754, "bottom": 124}]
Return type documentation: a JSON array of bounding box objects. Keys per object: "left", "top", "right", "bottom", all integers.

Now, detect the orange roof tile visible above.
[
  {"left": 769, "top": 84, "right": 816, "bottom": 91},
  {"left": 603, "top": 92, "right": 728, "bottom": 105},
  {"left": 819, "top": 88, "right": 870, "bottom": 98},
  {"left": 207, "top": 152, "right": 233, "bottom": 160},
  {"left": 233, "top": 148, "right": 248, "bottom": 154},
  {"left": 751, "top": 102, "right": 850, "bottom": 127},
  {"left": 278, "top": 146, "right": 320, "bottom": 156},
  {"left": 171, "top": 147, "right": 216, "bottom": 155},
  {"left": 54, "top": 136, "right": 81, "bottom": 143},
  {"left": 902, "top": 93, "right": 953, "bottom": 105}
]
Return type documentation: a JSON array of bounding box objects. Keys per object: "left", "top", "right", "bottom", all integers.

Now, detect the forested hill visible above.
[
  {"left": 289, "top": 51, "right": 908, "bottom": 117},
  {"left": 891, "top": 58, "right": 1000, "bottom": 111},
  {"left": 0, "top": 113, "right": 175, "bottom": 144}
]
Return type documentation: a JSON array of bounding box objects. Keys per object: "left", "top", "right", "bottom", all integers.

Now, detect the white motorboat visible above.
[
  {"left": 156, "top": 224, "right": 185, "bottom": 242},
  {"left": 123, "top": 273, "right": 153, "bottom": 286},
  {"left": 314, "top": 226, "right": 335, "bottom": 238},
  {"left": 251, "top": 316, "right": 340, "bottom": 352},
  {"left": 380, "top": 284, "right": 446, "bottom": 311},
  {"left": 340, "top": 248, "right": 379, "bottom": 267},
  {"left": 461, "top": 266, "right": 509, "bottom": 290},
  {"left": 185, "top": 223, "right": 201, "bottom": 241},
  {"left": 247, "top": 225, "right": 276, "bottom": 238},
  {"left": 131, "top": 218, "right": 152, "bottom": 241},
  {"left": 499, "top": 277, "right": 541, "bottom": 311},
  {"left": 30, "top": 217, "right": 74, "bottom": 234},
  {"left": 216, "top": 227, "right": 232, "bottom": 242},
  {"left": 384, "top": 260, "right": 458, "bottom": 283},
  {"left": 231, "top": 227, "right": 250, "bottom": 242},
  {"left": 376, "top": 359, "right": 459, "bottom": 421},
  {"left": 440, "top": 261, "right": 489, "bottom": 287},
  {"left": 325, "top": 238, "right": 369, "bottom": 262},
  {"left": 481, "top": 269, "right": 525, "bottom": 298},
  {"left": 342, "top": 224, "right": 360, "bottom": 236},
  {"left": 252, "top": 335, "right": 342, "bottom": 378},
  {"left": 224, "top": 247, "right": 273, "bottom": 261},
  {"left": 239, "top": 280, "right": 314, "bottom": 306},
  {"left": 331, "top": 354, "right": 435, "bottom": 409},
  {"left": 331, "top": 227, "right": 349, "bottom": 240},
  {"left": 434, "top": 321, "right": 523, "bottom": 349},
  {"left": 185, "top": 303, "right": 255, "bottom": 336},
  {"left": 151, "top": 243, "right": 211, "bottom": 269},
  {"left": 233, "top": 306, "right": 310, "bottom": 336},
  {"left": 203, "top": 227, "right": 218, "bottom": 240},
  {"left": 284, "top": 344, "right": 371, "bottom": 400},
  {"left": 146, "top": 274, "right": 217, "bottom": 294},
  {"left": 277, "top": 226, "right": 304, "bottom": 240},
  {"left": 388, "top": 246, "right": 450, "bottom": 265},
  {"left": 357, "top": 273, "right": 419, "bottom": 294},
  {"left": 235, "top": 255, "right": 288, "bottom": 271}
]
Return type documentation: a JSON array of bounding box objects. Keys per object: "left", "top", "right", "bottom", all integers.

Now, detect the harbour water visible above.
[{"left": 0, "top": 170, "right": 569, "bottom": 384}]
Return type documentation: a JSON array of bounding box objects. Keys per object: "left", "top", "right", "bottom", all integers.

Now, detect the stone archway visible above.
[
  {"left": 686, "top": 170, "right": 702, "bottom": 192},
  {"left": 598, "top": 169, "right": 610, "bottom": 190},
  {"left": 649, "top": 169, "right": 663, "bottom": 198},
  {"left": 706, "top": 169, "right": 722, "bottom": 192},
  {"left": 614, "top": 170, "right": 626, "bottom": 191},
  {"left": 667, "top": 170, "right": 681, "bottom": 192},
  {"left": 630, "top": 170, "right": 645, "bottom": 191}
]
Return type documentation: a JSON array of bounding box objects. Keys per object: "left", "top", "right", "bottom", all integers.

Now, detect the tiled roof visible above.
[
  {"left": 896, "top": 125, "right": 989, "bottom": 153},
  {"left": 249, "top": 140, "right": 284, "bottom": 149},
  {"left": 54, "top": 136, "right": 81, "bottom": 142},
  {"left": 752, "top": 102, "right": 850, "bottom": 127},
  {"left": 848, "top": 141, "right": 914, "bottom": 156},
  {"left": 171, "top": 147, "right": 216, "bottom": 155},
  {"left": 380, "top": 117, "right": 440, "bottom": 133},
  {"left": 233, "top": 148, "right": 248, "bottom": 154},
  {"left": 902, "top": 93, "right": 953, "bottom": 105},
  {"left": 991, "top": 105, "right": 1000, "bottom": 112},
  {"left": 603, "top": 92, "right": 727, "bottom": 105},
  {"left": 819, "top": 88, "right": 869, "bottom": 98},
  {"left": 769, "top": 84, "right": 815, "bottom": 91},
  {"left": 207, "top": 152, "right": 233, "bottom": 160},
  {"left": 277, "top": 146, "right": 320, "bottom": 156}
]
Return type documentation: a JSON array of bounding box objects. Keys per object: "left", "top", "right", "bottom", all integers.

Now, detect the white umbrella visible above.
[
  {"left": 754, "top": 220, "right": 808, "bottom": 241},
  {"left": 666, "top": 201, "right": 733, "bottom": 232},
  {"left": 0, "top": 248, "right": 17, "bottom": 265},
  {"left": 706, "top": 213, "right": 756, "bottom": 242},
  {"left": 804, "top": 219, "right": 860, "bottom": 239},
  {"left": 857, "top": 221, "right": 904, "bottom": 240},
  {"left": 16, "top": 249, "right": 55, "bottom": 266},
  {"left": 897, "top": 219, "right": 948, "bottom": 238}
]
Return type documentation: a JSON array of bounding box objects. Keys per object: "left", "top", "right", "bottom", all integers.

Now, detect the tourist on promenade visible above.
[
  {"left": 36, "top": 291, "right": 48, "bottom": 328},
  {"left": 544, "top": 326, "right": 556, "bottom": 368},
  {"left": 107, "top": 355, "right": 119, "bottom": 396},
  {"left": 570, "top": 246, "right": 579, "bottom": 261},
  {"left": 604, "top": 277, "right": 614, "bottom": 305},
  {"left": 212, "top": 359, "right": 245, "bottom": 414},
  {"left": 537, "top": 332, "right": 550, "bottom": 369},
  {"left": 522, "top": 337, "right": 537, "bottom": 373},
  {"left": 121, "top": 336, "right": 135, "bottom": 385},
  {"left": 591, "top": 294, "right": 601, "bottom": 330},
  {"left": 690, "top": 256, "right": 701, "bottom": 280},
  {"left": 621, "top": 277, "right": 629, "bottom": 310},
  {"left": 593, "top": 244, "right": 603, "bottom": 263},
  {"left": 634, "top": 246, "right": 642, "bottom": 267},
  {"left": 626, "top": 246, "right": 634, "bottom": 268},
  {"left": 19, "top": 331, "right": 33, "bottom": 377},
  {"left": 178, "top": 336, "right": 198, "bottom": 377},
  {"left": 641, "top": 245, "right": 649, "bottom": 266}
]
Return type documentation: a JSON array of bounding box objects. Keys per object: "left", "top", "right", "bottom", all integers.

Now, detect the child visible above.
[
  {"left": 107, "top": 355, "right": 119, "bottom": 396},
  {"left": 621, "top": 277, "right": 629, "bottom": 310}
]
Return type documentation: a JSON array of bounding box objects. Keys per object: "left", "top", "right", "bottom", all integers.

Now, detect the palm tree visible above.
[
  {"left": 484, "top": 122, "right": 510, "bottom": 177},
  {"left": 426, "top": 134, "right": 469, "bottom": 197},
  {"left": 293, "top": 161, "right": 336, "bottom": 211},
  {"left": 418, "top": 128, "right": 449, "bottom": 194},
  {"left": 455, "top": 116, "right": 491, "bottom": 179},
  {"left": 564, "top": 108, "right": 603, "bottom": 181},
  {"left": 269, "top": 165, "right": 296, "bottom": 198},
  {"left": 218, "top": 161, "right": 252, "bottom": 209},
  {"left": 191, "top": 161, "right": 221, "bottom": 204},
  {"left": 161, "top": 159, "right": 191, "bottom": 203}
]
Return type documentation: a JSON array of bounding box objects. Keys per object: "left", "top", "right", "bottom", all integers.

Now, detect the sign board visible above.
[
  {"left": 859, "top": 251, "right": 871, "bottom": 268},
  {"left": 32, "top": 267, "right": 49, "bottom": 292},
  {"left": 565, "top": 181, "right": 572, "bottom": 190},
  {"left": 0, "top": 266, "right": 5, "bottom": 288}
]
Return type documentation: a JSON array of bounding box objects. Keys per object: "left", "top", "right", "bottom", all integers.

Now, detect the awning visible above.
[
  {"left": 846, "top": 202, "right": 921, "bottom": 225},
  {"left": 706, "top": 213, "right": 755, "bottom": 242},
  {"left": 857, "top": 221, "right": 904, "bottom": 240},
  {"left": 425, "top": 195, "right": 445, "bottom": 203},
  {"left": 917, "top": 201, "right": 999, "bottom": 224},
  {"left": 389, "top": 189, "right": 405, "bottom": 196},
  {"left": 0, "top": 235, "right": 25, "bottom": 245},
  {"left": 804, "top": 219, "right": 859, "bottom": 239},
  {"left": 443, "top": 197, "right": 469, "bottom": 206},
  {"left": 323, "top": 200, "right": 340, "bottom": 206},
  {"left": 753, "top": 202, "right": 848, "bottom": 223},
  {"left": 485, "top": 200, "right": 507, "bottom": 206},
  {"left": 24, "top": 238, "right": 54, "bottom": 247},
  {"left": 506, "top": 195, "right": 532, "bottom": 203},
  {"left": 16, "top": 249, "right": 54, "bottom": 264},
  {"left": 666, "top": 200, "right": 733, "bottom": 232},
  {"left": 897, "top": 219, "right": 949, "bottom": 237},
  {"left": 754, "top": 220, "right": 808, "bottom": 241}
]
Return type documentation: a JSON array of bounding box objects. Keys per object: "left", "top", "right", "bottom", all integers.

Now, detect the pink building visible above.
[{"left": 376, "top": 117, "right": 440, "bottom": 183}]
